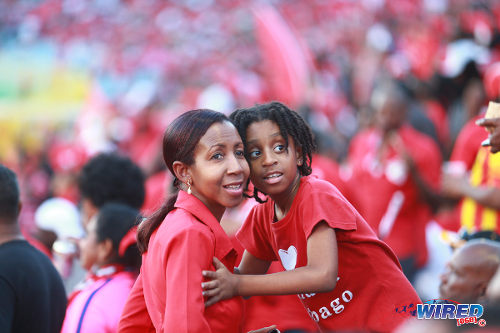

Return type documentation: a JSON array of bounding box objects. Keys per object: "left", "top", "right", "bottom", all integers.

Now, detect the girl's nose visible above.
[{"left": 262, "top": 151, "right": 277, "bottom": 166}]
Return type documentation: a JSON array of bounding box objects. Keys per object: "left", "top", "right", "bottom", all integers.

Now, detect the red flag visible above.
[{"left": 252, "top": 4, "right": 312, "bottom": 107}]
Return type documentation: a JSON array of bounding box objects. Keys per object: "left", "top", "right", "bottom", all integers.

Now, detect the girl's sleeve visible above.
[
  {"left": 300, "top": 189, "right": 357, "bottom": 239},
  {"left": 162, "top": 227, "right": 214, "bottom": 332},
  {"left": 236, "top": 205, "right": 277, "bottom": 261},
  {"left": 118, "top": 273, "right": 155, "bottom": 333}
]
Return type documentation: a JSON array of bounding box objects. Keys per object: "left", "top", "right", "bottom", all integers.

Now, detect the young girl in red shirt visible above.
[
  {"left": 118, "top": 109, "right": 277, "bottom": 333},
  {"left": 202, "top": 102, "right": 421, "bottom": 333}
]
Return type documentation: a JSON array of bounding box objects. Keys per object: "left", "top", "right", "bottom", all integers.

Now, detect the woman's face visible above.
[{"left": 187, "top": 121, "right": 249, "bottom": 220}]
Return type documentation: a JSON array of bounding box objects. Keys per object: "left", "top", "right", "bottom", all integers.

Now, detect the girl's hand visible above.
[
  {"left": 247, "top": 325, "right": 278, "bottom": 333},
  {"left": 202, "top": 257, "right": 239, "bottom": 306}
]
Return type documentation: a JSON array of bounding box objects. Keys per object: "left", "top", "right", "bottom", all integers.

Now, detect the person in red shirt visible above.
[
  {"left": 348, "top": 81, "right": 442, "bottom": 280},
  {"left": 201, "top": 102, "right": 420, "bottom": 333},
  {"left": 118, "top": 109, "right": 275, "bottom": 333},
  {"left": 436, "top": 114, "right": 487, "bottom": 233},
  {"left": 221, "top": 199, "right": 318, "bottom": 333}
]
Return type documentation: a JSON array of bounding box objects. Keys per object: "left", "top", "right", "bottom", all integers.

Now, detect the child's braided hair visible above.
[{"left": 230, "top": 101, "right": 316, "bottom": 203}]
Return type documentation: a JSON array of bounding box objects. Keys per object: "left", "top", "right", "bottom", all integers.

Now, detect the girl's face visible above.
[
  {"left": 79, "top": 216, "right": 100, "bottom": 271},
  {"left": 245, "top": 120, "right": 302, "bottom": 198},
  {"left": 188, "top": 121, "right": 249, "bottom": 220}
]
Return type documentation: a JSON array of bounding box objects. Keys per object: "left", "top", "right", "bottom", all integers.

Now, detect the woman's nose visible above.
[{"left": 227, "top": 154, "right": 244, "bottom": 174}]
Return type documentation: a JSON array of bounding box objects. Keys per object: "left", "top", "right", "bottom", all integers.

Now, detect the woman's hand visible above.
[{"left": 202, "top": 257, "right": 240, "bottom": 306}]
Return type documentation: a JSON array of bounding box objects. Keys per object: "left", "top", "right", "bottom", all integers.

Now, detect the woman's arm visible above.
[
  {"left": 163, "top": 228, "right": 215, "bottom": 331},
  {"left": 203, "top": 221, "right": 337, "bottom": 306}
]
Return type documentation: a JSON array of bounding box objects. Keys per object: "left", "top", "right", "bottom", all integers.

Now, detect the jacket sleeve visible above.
[
  {"left": 117, "top": 273, "right": 155, "bottom": 333},
  {"left": 162, "top": 227, "right": 214, "bottom": 332}
]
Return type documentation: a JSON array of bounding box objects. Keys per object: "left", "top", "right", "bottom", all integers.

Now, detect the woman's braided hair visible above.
[{"left": 230, "top": 101, "right": 316, "bottom": 203}]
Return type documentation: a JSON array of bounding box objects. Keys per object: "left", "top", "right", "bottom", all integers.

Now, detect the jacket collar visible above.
[{"left": 174, "top": 190, "right": 236, "bottom": 260}]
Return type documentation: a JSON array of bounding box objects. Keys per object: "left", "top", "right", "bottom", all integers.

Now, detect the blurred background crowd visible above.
[{"left": 3, "top": 0, "right": 500, "bottom": 331}]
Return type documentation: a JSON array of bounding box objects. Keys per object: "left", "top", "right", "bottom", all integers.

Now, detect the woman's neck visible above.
[
  {"left": 190, "top": 190, "right": 225, "bottom": 222},
  {"left": 272, "top": 173, "right": 302, "bottom": 221}
]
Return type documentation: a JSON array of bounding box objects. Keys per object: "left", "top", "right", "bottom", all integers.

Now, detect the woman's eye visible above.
[
  {"left": 235, "top": 150, "right": 245, "bottom": 158},
  {"left": 274, "top": 144, "right": 285, "bottom": 153},
  {"left": 211, "top": 153, "right": 224, "bottom": 160},
  {"left": 249, "top": 150, "right": 260, "bottom": 159}
]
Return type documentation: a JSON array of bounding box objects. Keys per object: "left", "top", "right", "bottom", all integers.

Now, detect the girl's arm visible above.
[
  {"left": 238, "top": 250, "right": 272, "bottom": 275},
  {"left": 203, "top": 221, "right": 337, "bottom": 306}
]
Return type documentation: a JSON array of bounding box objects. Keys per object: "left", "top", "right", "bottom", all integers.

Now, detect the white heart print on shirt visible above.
[{"left": 278, "top": 245, "right": 297, "bottom": 271}]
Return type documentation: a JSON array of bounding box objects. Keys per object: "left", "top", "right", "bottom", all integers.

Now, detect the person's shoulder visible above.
[
  {"left": 296, "top": 176, "right": 349, "bottom": 211},
  {"left": 156, "top": 209, "right": 214, "bottom": 244},
  {"left": 247, "top": 196, "right": 273, "bottom": 215},
  {"left": 112, "top": 270, "right": 137, "bottom": 284},
  {"left": 0, "top": 240, "right": 46, "bottom": 262},
  {"left": 401, "top": 125, "right": 441, "bottom": 157},
  {"left": 401, "top": 125, "right": 439, "bottom": 147},
  {"left": 301, "top": 175, "right": 342, "bottom": 197},
  {"left": 349, "top": 128, "right": 375, "bottom": 148},
  {"left": 162, "top": 208, "right": 208, "bottom": 231},
  {"left": 94, "top": 272, "right": 136, "bottom": 299}
]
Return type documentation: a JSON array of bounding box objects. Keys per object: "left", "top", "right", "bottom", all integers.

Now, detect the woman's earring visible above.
[{"left": 187, "top": 179, "right": 192, "bottom": 195}]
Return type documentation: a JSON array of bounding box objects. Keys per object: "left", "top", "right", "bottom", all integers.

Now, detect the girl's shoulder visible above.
[
  {"left": 299, "top": 175, "right": 344, "bottom": 199},
  {"left": 296, "top": 176, "right": 357, "bottom": 217},
  {"left": 248, "top": 197, "right": 274, "bottom": 218},
  {"left": 294, "top": 176, "right": 358, "bottom": 234}
]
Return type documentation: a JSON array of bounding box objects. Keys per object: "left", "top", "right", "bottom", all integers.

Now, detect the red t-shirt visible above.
[
  {"left": 435, "top": 115, "right": 488, "bottom": 232},
  {"left": 449, "top": 115, "right": 487, "bottom": 168},
  {"left": 242, "top": 262, "right": 319, "bottom": 333},
  {"left": 348, "top": 125, "right": 441, "bottom": 263},
  {"left": 224, "top": 201, "right": 319, "bottom": 332},
  {"left": 236, "top": 176, "right": 420, "bottom": 332},
  {"left": 119, "top": 191, "right": 244, "bottom": 333}
]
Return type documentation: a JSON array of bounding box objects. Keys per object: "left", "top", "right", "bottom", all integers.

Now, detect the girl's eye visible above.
[
  {"left": 211, "top": 153, "right": 224, "bottom": 160},
  {"left": 249, "top": 150, "right": 261, "bottom": 159},
  {"left": 274, "top": 144, "right": 285, "bottom": 153}
]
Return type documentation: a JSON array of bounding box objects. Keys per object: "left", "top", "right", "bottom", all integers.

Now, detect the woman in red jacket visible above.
[{"left": 118, "top": 109, "right": 275, "bottom": 333}]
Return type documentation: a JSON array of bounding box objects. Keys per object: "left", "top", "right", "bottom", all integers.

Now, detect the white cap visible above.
[{"left": 34, "top": 198, "right": 85, "bottom": 239}]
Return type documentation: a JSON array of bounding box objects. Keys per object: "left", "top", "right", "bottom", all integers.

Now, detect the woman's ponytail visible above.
[{"left": 137, "top": 194, "right": 177, "bottom": 253}]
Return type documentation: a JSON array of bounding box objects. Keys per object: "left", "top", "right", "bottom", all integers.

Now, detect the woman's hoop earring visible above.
[{"left": 187, "top": 179, "right": 192, "bottom": 195}]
